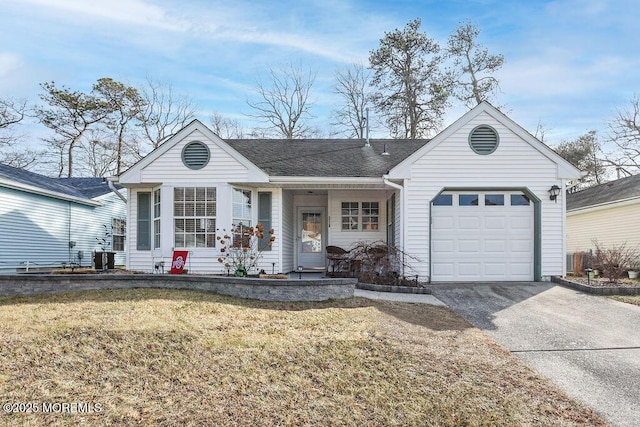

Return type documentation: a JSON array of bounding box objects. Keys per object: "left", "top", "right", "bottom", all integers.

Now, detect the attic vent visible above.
[
  {"left": 182, "top": 141, "right": 210, "bottom": 170},
  {"left": 469, "top": 125, "right": 499, "bottom": 155}
]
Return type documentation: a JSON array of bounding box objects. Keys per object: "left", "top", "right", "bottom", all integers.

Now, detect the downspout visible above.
[
  {"left": 383, "top": 176, "right": 405, "bottom": 275},
  {"left": 106, "top": 176, "right": 127, "bottom": 203}
]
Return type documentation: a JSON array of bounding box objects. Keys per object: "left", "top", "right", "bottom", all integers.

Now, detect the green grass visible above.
[{"left": 0, "top": 289, "right": 605, "bottom": 426}]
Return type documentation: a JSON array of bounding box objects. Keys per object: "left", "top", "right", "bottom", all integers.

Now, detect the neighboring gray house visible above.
[
  {"left": 566, "top": 174, "right": 640, "bottom": 257},
  {"left": 0, "top": 164, "right": 127, "bottom": 272},
  {"left": 118, "top": 102, "right": 581, "bottom": 282}
]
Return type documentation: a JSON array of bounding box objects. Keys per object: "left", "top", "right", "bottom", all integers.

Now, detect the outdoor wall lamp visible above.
[{"left": 548, "top": 184, "right": 561, "bottom": 202}]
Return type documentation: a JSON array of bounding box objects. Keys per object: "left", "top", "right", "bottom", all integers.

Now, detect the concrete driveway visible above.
[{"left": 429, "top": 282, "right": 640, "bottom": 427}]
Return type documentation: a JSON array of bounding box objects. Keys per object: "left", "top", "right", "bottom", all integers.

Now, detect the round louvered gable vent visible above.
[
  {"left": 469, "top": 125, "right": 499, "bottom": 155},
  {"left": 182, "top": 141, "right": 210, "bottom": 169}
]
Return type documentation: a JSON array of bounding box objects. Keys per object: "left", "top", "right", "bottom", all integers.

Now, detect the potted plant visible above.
[{"left": 628, "top": 262, "right": 639, "bottom": 279}]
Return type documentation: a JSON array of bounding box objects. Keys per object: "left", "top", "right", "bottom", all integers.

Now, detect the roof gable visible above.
[
  {"left": 387, "top": 102, "right": 583, "bottom": 180},
  {"left": 118, "top": 119, "right": 269, "bottom": 183},
  {"left": 567, "top": 174, "right": 640, "bottom": 211}
]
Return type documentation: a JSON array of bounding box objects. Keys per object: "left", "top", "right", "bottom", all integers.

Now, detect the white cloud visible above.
[
  {"left": 14, "top": 0, "right": 185, "bottom": 31},
  {"left": 500, "top": 53, "right": 628, "bottom": 98},
  {"left": 0, "top": 52, "right": 22, "bottom": 79}
]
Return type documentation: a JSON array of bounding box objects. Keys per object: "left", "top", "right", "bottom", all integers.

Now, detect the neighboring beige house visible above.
[
  {"left": 566, "top": 174, "right": 640, "bottom": 259},
  {"left": 116, "top": 102, "right": 581, "bottom": 282}
]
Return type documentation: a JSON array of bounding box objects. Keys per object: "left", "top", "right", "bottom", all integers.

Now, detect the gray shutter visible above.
[{"left": 137, "top": 192, "right": 151, "bottom": 250}]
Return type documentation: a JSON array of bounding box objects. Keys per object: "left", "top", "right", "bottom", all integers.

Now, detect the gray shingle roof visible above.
[
  {"left": 567, "top": 174, "right": 640, "bottom": 210},
  {"left": 226, "top": 139, "right": 430, "bottom": 177},
  {"left": 0, "top": 163, "right": 118, "bottom": 200},
  {"left": 57, "top": 177, "right": 121, "bottom": 199}
]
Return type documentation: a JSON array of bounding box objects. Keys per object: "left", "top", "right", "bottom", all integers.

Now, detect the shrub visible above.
[
  {"left": 592, "top": 240, "right": 640, "bottom": 283},
  {"left": 348, "top": 240, "right": 423, "bottom": 286},
  {"left": 216, "top": 223, "right": 275, "bottom": 276}
]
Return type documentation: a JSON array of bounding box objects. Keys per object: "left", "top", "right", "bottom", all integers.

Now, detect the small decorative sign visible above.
[{"left": 170, "top": 251, "right": 189, "bottom": 274}]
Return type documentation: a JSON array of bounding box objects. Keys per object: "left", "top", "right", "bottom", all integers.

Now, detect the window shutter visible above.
[{"left": 137, "top": 192, "right": 151, "bottom": 250}]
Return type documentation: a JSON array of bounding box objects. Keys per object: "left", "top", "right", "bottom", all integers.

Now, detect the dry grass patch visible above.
[
  {"left": 608, "top": 295, "right": 640, "bottom": 306},
  {"left": 0, "top": 289, "right": 604, "bottom": 426}
]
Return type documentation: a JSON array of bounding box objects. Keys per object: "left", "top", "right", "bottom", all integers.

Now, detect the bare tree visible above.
[
  {"left": 0, "top": 97, "right": 39, "bottom": 168},
  {"left": 137, "top": 78, "right": 198, "bottom": 152},
  {"left": 36, "top": 82, "right": 110, "bottom": 177},
  {"left": 211, "top": 112, "right": 245, "bottom": 139},
  {"left": 369, "top": 18, "right": 449, "bottom": 139},
  {"left": 446, "top": 22, "right": 504, "bottom": 108},
  {"left": 331, "top": 63, "right": 374, "bottom": 138},
  {"left": 554, "top": 130, "right": 607, "bottom": 190},
  {"left": 533, "top": 120, "right": 549, "bottom": 143},
  {"left": 0, "top": 97, "right": 26, "bottom": 145},
  {"left": 606, "top": 94, "right": 640, "bottom": 175},
  {"left": 247, "top": 64, "right": 316, "bottom": 139},
  {"left": 75, "top": 128, "right": 119, "bottom": 177},
  {"left": 93, "top": 77, "right": 146, "bottom": 174}
]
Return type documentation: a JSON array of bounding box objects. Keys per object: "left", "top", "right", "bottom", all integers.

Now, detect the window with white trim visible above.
[
  {"left": 341, "top": 201, "right": 379, "bottom": 231},
  {"left": 174, "top": 187, "right": 216, "bottom": 248},
  {"left": 112, "top": 218, "right": 126, "bottom": 251},
  {"left": 153, "top": 189, "right": 161, "bottom": 249},
  {"left": 232, "top": 188, "right": 252, "bottom": 247}
]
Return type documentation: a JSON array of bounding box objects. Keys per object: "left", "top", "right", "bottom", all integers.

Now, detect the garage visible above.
[{"left": 431, "top": 191, "right": 534, "bottom": 282}]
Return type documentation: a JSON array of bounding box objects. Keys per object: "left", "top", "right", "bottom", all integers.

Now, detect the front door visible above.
[{"left": 298, "top": 208, "right": 325, "bottom": 268}]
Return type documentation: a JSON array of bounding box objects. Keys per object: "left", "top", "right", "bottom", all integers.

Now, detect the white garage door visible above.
[{"left": 431, "top": 192, "right": 534, "bottom": 282}]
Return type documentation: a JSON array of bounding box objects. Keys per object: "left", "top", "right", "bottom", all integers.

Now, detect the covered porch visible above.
[{"left": 273, "top": 178, "right": 402, "bottom": 275}]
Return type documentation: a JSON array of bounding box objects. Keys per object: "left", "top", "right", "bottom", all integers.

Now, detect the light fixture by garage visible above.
[{"left": 548, "top": 184, "right": 561, "bottom": 202}]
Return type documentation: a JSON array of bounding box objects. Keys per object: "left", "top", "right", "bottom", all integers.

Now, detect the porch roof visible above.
[{"left": 226, "top": 139, "right": 429, "bottom": 177}]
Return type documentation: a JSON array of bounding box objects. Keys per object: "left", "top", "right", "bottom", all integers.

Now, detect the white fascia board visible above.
[
  {"left": 269, "top": 176, "right": 384, "bottom": 185},
  {"left": 118, "top": 119, "right": 269, "bottom": 184},
  {"left": 567, "top": 196, "right": 640, "bottom": 215},
  {"left": 0, "top": 179, "right": 102, "bottom": 206},
  {"left": 387, "top": 102, "right": 583, "bottom": 180}
]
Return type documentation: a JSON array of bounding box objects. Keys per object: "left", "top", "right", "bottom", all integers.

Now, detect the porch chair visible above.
[{"left": 325, "top": 245, "right": 351, "bottom": 277}]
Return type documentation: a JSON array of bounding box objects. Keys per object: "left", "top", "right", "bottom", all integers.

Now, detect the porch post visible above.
[{"left": 383, "top": 176, "right": 405, "bottom": 275}]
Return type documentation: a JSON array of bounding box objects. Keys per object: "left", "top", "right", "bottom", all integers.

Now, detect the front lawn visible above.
[
  {"left": 0, "top": 289, "right": 604, "bottom": 426},
  {"left": 608, "top": 295, "right": 640, "bottom": 306}
]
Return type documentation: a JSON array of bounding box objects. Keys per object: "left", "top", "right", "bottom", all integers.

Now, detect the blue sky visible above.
[{"left": 1, "top": 0, "right": 639, "bottom": 145}]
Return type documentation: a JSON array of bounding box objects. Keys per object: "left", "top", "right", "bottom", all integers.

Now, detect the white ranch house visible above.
[{"left": 117, "top": 102, "right": 581, "bottom": 282}]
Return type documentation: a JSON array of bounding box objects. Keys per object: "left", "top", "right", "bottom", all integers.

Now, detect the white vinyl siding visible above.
[
  {"left": 403, "top": 111, "right": 564, "bottom": 280},
  {"left": 140, "top": 130, "right": 251, "bottom": 183},
  {"left": 0, "top": 186, "right": 126, "bottom": 271}
]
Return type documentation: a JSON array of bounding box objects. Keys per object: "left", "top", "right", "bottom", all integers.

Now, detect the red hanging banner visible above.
[{"left": 170, "top": 251, "right": 189, "bottom": 274}]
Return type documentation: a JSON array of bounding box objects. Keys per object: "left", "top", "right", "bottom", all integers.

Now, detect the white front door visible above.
[
  {"left": 431, "top": 191, "right": 534, "bottom": 282},
  {"left": 297, "top": 208, "right": 325, "bottom": 268}
]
